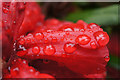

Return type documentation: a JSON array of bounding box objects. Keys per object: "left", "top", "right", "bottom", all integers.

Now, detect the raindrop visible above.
[
  {"left": 75, "top": 35, "right": 91, "bottom": 45},
  {"left": 104, "top": 55, "right": 110, "bottom": 62},
  {"left": 64, "top": 42, "right": 76, "bottom": 53},
  {"left": 43, "top": 45, "right": 56, "bottom": 55},
  {"left": 34, "top": 33, "right": 44, "bottom": 40},
  {"left": 32, "top": 46, "right": 40, "bottom": 54},
  {"left": 90, "top": 41, "right": 97, "bottom": 49},
  {"left": 3, "top": 7, "right": 9, "bottom": 13}
]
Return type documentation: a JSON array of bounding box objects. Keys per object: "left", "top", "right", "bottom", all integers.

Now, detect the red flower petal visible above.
[
  {"left": 16, "top": 21, "right": 109, "bottom": 76},
  {"left": 18, "top": 2, "right": 45, "bottom": 36},
  {"left": 3, "top": 58, "right": 55, "bottom": 79},
  {"left": 2, "top": 1, "right": 26, "bottom": 61},
  {"left": 2, "top": 2, "right": 25, "bottom": 41}
]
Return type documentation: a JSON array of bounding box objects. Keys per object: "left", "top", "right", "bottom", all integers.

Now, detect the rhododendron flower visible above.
[{"left": 2, "top": 1, "right": 110, "bottom": 79}]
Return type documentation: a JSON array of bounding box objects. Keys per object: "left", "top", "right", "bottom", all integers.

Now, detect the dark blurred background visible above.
[{"left": 39, "top": 2, "right": 120, "bottom": 79}]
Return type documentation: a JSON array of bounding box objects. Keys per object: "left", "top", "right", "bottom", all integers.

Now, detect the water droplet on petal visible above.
[
  {"left": 27, "top": 33, "right": 33, "bottom": 36},
  {"left": 10, "top": 67, "right": 19, "bottom": 76},
  {"left": 46, "top": 30, "right": 53, "bottom": 33},
  {"left": 62, "top": 53, "right": 67, "bottom": 57},
  {"left": 32, "top": 46, "right": 40, "bottom": 54},
  {"left": 19, "top": 38, "right": 25, "bottom": 45},
  {"left": 63, "top": 27, "right": 73, "bottom": 32},
  {"left": 34, "top": 33, "right": 44, "bottom": 40},
  {"left": 75, "top": 35, "right": 91, "bottom": 45},
  {"left": 43, "top": 45, "right": 55, "bottom": 55},
  {"left": 87, "top": 23, "right": 99, "bottom": 29},
  {"left": 22, "top": 60, "right": 27, "bottom": 64},
  {"left": 90, "top": 41, "right": 97, "bottom": 49},
  {"left": 64, "top": 42, "right": 76, "bottom": 53},
  {"left": 104, "top": 55, "right": 110, "bottom": 62},
  {"left": 26, "top": 38, "right": 31, "bottom": 43},
  {"left": 29, "top": 67, "right": 35, "bottom": 73},
  {"left": 4, "top": 20, "right": 7, "bottom": 23},
  {"left": 94, "top": 31, "right": 109, "bottom": 46},
  {"left": 13, "top": 21, "right": 16, "bottom": 24},
  {"left": 8, "top": 66, "right": 11, "bottom": 71},
  {"left": 80, "top": 29, "right": 85, "bottom": 32},
  {"left": 3, "top": 7, "right": 9, "bottom": 13}
]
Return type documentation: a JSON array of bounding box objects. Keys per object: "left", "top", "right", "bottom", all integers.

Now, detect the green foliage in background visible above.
[
  {"left": 108, "top": 54, "right": 120, "bottom": 70},
  {"left": 65, "top": 4, "right": 119, "bottom": 26}
]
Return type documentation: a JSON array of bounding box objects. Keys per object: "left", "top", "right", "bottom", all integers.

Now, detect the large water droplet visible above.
[
  {"left": 104, "top": 55, "right": 110, "bottom": 62},
  {"left": 34, "top": 33, "right": 44, "bottom": 40},
  {"left": 32, "top": 46, "right": 40, "bottom": 54},
  {"left": 3, "top": 7, "right": 9, "bottom": 13},
  {"left": 64, "top": 42, "right": 76, "bottom": 53},
  {"left": 94, "top": 31, "right": 109, "bottom": 46},
  {"left": 75, "top": 35, "right": 91, "bottom": 45},
  {"left": 43, "top": 45, "right": 56, "bottom": 55}
]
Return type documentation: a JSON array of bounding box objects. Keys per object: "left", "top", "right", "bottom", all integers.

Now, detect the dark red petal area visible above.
[
  {"left": 2, "top": 31, "right": 12, "bottom": 61},
  {"left": 107, "top": 31, "right": 120, "bottom": 57},
  {"left": 29, "top": 59, "right": 84, "bottom": 78},
  {"left": 17, "top": 43, "right": 109, "bottom": 75},
  {"left": 3, "top": 58, "right": 55, "bottom": 79}
]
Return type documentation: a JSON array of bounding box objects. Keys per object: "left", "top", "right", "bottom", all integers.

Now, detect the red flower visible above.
[{"left": 2, "top": 2, "right": 110, "bottom": 79}]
